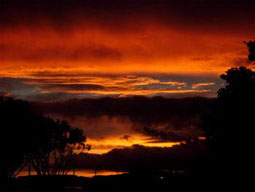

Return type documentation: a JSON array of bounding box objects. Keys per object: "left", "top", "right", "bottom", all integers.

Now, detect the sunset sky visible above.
[
  {"left": 1, "top": 0, "right": 255, "bottom": 153},
  {"left": 1, "top": 0, "right": 254, "bottom": 101}
]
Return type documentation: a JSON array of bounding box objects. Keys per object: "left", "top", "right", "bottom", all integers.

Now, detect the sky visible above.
[
  {"left": 1, "top": 0, "right": 255, "bottom": 154},
  {"left": 1, "top": 0, "right": 254, "bottom": 101}
]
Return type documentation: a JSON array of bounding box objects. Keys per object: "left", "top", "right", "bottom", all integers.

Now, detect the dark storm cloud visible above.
[
  {"left": 42, "top": 83, "right": 105, "bottom": 91},
  {"left": 142, "top": 127, "right": 187, "bottom": 142},
  {"left": 33, "top": 97, "right": 215, "bottom": 140},
  {"left": 1, "top": 0, "right": 255, "bottom": 34},
  {"left": 0, "top": 77, "right": 106, "bottom": 102},
  {"left": 0, "top": 77, "right": 37, "bottom": 96},
  {"left": 24, "top": 92, "right": 101, "bottom": 102}
]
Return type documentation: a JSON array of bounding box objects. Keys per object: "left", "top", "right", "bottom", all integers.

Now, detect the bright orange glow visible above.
[
  {"left": 18, "top": 169, "right": 127, "bottom": 178},
  {"left": 1, "top": 24, "right": 251, "bottom": 99},
  {"left": 0, "top": 26, "right": 250, "bottom": 77},
  {"left": 86, "top": 135, "right": 182, "bottom": 154}
]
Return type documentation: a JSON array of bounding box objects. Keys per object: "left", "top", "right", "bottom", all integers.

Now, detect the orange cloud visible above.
[
  {"left": 0, "top": 0, "right": 253, "bottom": 100},
  {"left": 0, "top": 25, "right": 251, "bottom": 78},
  {"left": 192, "top": 82, "right": 215, "bottom": 89}
]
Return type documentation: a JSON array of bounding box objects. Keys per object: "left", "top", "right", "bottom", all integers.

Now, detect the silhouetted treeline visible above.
[
  {"left": 74, "top": 142, "right": 207, "bottom": 172},
  {"left": 244, "top": 40, "right": 255, "bottom": 62},
  {"left": 0, "top": 97, "right": 86, "bottom": 181},
  {"left": 202, "top": 66, "right": 255, "bottom": 183}
]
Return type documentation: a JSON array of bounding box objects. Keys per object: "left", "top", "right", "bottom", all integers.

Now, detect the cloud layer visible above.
[
  {"left": 0, "top": 73, "right": 221, "bottom": 101},
  {"left": 1, "top": 0, "right": 254, "bottom": 100},
  {"left": 32, "top": 97, "right": 214, "bottom": 153}
]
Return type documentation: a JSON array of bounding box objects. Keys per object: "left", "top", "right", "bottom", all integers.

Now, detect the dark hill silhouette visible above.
[{"left": 73, "top": 143, "right": 207, "bottom": 172}]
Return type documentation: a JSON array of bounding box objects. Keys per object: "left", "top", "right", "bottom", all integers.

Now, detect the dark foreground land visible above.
[{"left": 5, "top": 169, "right": 227, "bottom": 192}]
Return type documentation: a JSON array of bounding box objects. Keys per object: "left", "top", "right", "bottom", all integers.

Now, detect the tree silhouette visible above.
[
  {"left": 244, "top": 41, "right": 255, "bottom": 62},
  {"left": 0, "top": 97, "right": 87, "bottom": 180},
  {"left": 202, "top": 66, "right": 255, "bottom": 178},
  {"left": 26, "top": 119, "right": 87, "bottom": 176},
  {"left": 0, "top": 97, "right": 34, "bottom": 179}
]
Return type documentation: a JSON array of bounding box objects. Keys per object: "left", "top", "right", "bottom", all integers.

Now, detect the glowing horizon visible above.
[{"left": 85, "top": 136, "right": 183, "bottom": 154}]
